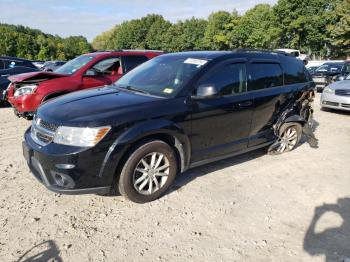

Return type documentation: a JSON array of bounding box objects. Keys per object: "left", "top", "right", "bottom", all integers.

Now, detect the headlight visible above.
[
  {"left": 53, "top": 126, "right": 111, "bottom": 147},
  {"left": 14, "top": 85, "right": 38, "bottom": 98},
  {"left": 323, "top": 86, "right": 335, "bottom": 94}
]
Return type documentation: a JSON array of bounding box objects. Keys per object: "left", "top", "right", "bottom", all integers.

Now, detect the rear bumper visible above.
[{"left": 320, "top": 92, "right": 350, "bottom": 111}]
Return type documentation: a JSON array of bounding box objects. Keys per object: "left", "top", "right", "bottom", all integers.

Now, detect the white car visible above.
[{"left": 276, "top": 49, "right": 309, "bottom": 64}]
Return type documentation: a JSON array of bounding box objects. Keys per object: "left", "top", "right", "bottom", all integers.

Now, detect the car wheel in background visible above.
[{"left": 117, "top": 140, "right": 178, "bottom": 203}]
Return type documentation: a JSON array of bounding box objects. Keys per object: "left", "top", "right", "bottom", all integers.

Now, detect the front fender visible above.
[{"left": 98, "top": 119, "right": 191, "bottom": 181}]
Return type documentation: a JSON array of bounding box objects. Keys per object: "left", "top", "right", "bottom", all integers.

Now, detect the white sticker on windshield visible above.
[{"left": 184, "top": 58, "right": 208, "bottom": 66}]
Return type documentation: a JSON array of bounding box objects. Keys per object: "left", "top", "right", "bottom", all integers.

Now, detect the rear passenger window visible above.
[
  {"left": 198, "top": 63, "right": 247, "bottom": 96},
  {"left": 248, "top": 63, "right": 283, "bottom": 90},
  {"left": 282, "top": 58, "right": 308, "bottom": 84},
  {"left": 123, "top": 56, "right": 149, "bottom": 73},
  {"left": 248, "top": 63, "right": 283, "bottom": 91}
]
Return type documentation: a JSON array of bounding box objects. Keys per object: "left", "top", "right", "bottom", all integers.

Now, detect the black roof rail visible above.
[
  {"left": 92, "top": 49, "right": 165, "bottom": 53},
  {"left": 232, "top": 48, "right": 293, "bottom": 57}
]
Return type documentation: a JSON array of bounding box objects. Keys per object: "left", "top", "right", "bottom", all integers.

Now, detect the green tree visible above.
[
  {"left": 162, "top": 18, "right": 207, "bottom": 51},
  {"left": 326, "top": 0, "right": 350, "bottom": 58},
  {"left": 203, "top": 11, "right": 232, "bottom": 50},
  {"left": 273, "top": 0, "right": 340, "bottom": 56},
  {"left": 230, "top": 4, "right": 278, "bottom": 49},
  {"left": 0, "top": 23, "right": 92, "bottom": 60}
]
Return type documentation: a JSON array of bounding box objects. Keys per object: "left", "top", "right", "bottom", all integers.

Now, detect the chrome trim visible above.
[{"left": 30, "top": 117, "right": 56, "bottom": 146}]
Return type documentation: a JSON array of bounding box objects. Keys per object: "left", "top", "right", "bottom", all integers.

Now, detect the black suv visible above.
[
  {"left": 23, "top": 51, "right": 315, "bottom": 203},
  {"left": 0, "top": 56, "right": 38, "bottom": 105}
]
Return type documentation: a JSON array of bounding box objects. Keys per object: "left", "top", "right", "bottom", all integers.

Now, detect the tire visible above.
[
  {"left": 117, "top": 140, "right": 178, "bottom": 203},
  {"left": 270, "top": 122, "right": 302, "bottom": 154}
]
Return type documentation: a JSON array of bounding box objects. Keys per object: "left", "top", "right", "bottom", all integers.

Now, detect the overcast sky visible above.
[{"left": 0, "top": 0, "right": 277, "bottom": 42}]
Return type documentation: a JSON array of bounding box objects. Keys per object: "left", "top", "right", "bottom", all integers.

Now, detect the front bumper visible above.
[
  {"left": 320, "top": 92, "right": 350, "bottom": 111},
  {"left": 23, "top": 128, "right": 113, "bottom": 195}
]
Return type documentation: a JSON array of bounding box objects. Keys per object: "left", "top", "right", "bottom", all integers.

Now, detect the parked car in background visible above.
[
  {"left": 5, "top": 50, "right": 163, "bottom": 118},
  {"left": 42, "top": 61, "right": 66, "bottom": 72},
  {"left": 307, "top": 66, "right": 319, "bottom": 74},
  {"left": 32, "top": 60, "right": 46, "bottom": 70},
  {"left": 23, "top": 50, "right": 315, "bottom": 203},
  {"left": 321, "top": 74, "right": 350, "bottom": 111},
  {"left": 276, "top": 49, "right": 309, "bottom": 64},
  {"left": 0, "top": 56, "right": 38, "bottom": 70},
  {"left": 311, "top": 61, "right": 350, "bottom": 92},
  {"left": 0, "top": 57, "right": 39, "bottom": 105}
]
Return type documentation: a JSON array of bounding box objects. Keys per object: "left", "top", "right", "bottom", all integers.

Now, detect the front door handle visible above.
[{"left": 237, "top": 101, "right": 253, "bottom": 108}]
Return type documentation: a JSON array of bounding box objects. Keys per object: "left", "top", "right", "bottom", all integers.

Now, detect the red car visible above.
[{"left": 6, "top": 50, "right": 162, "bottom": 119}]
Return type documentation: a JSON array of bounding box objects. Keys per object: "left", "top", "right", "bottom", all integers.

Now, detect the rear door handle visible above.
[{"left": 237, "top": 101, "right": 253, "bottom": 108}]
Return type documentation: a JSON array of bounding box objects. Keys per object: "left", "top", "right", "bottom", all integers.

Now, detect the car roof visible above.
[
  {"left": 87, "top": 50, "right": 164, "bottom": 56},
  {"left": 0, "top": 56, "right": 33, "bottom": 62}
]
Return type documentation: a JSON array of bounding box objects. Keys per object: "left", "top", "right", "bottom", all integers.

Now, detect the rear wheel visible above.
[
  {"left": 270, "top": 123, "right": 302, "bottom": 154},
  {"left": 118, "top": 140, "right": 178, "bottom": 203}
]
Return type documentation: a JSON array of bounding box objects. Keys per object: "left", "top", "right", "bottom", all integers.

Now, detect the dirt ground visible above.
[{"left": 0, "top": 93, "right": 350, "bottom": 262}]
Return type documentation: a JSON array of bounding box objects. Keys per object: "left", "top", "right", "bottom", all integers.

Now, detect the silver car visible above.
[{"left": 321, "top": 75, "right": 350, "bottom": 111}]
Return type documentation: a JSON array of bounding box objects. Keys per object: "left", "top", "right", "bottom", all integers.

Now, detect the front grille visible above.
[
  {"left": 335, "top": 89, "right": 350, "bottom": 96},
  {"left": 341, "top": 103, "right": 350, "bottom": 108},
  {"left": 31, "top": 117, "right": 57, "bottom": 146},
  {"left": 38, "top": 119, "right": 58, "bottom": 132}
]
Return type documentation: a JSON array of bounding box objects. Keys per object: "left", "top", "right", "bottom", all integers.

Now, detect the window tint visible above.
[
  {"left": 198, "top": 63, "right": 247, "bottom": 96},
  {"left": 281, "top": 57, "right": 308, "bottom": 84},
  {"left": 92, "top": 57, "right": 120, "bottom": 76},
  {"left": 343, "top": 63, "right": 350, "bottom": 74},
  {"left": 56, "top": 55, "right": 94, "bottom": 75},
  {"left": 123, "top": 56, "right": 149, "bottom": 73},
  {"left": 248, "top": 63, "right": 283, "bottom": 91},
  {"left": 3, "top": 60, "right": 22, "bottom": 69}
]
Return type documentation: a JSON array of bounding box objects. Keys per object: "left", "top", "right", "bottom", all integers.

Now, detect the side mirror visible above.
[
  {"left": 84, "top": 69, "right": 98, "bottom": 77},
  {"left": 192, "top": 84, "right": 219, "bottom": 99}
]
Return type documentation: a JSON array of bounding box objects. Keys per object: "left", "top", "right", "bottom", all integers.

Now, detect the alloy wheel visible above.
[
  {"left": 133, "top": 152, "right": 170, "bottom": 195},
  {"left": 277, "top": 126, "right": 299, "bottom": 153}
]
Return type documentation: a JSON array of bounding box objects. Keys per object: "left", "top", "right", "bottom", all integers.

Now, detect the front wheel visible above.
[{"left": 118, "top": 140, "right": 178, "bottom": 203}]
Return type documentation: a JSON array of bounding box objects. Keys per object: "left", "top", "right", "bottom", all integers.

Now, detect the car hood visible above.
[
  {"left": 37, "top": 86, "right": 166, "bottom": 126},
  {"left": 8, "top": 71, "right": 66, "bottom": 82},
  {"left": 329, "top": 80, "right": 350, "bottom": 90}
]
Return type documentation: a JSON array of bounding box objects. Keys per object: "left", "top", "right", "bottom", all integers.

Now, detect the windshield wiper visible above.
[{"left": 117, "top": 85, "right": 150, "bottom": 95}]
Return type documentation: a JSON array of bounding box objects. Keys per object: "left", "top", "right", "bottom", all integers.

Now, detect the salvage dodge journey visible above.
[{"left": 23, "top": 50, "right": 315, "bottom": 203}]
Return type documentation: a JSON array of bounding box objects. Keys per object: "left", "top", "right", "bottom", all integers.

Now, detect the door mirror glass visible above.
[
  {"left": 85, "top": 69, "right": 98, "bottom": 77},
  {"left": 193, "top": 84, "right": 219, "bottom": 99}
]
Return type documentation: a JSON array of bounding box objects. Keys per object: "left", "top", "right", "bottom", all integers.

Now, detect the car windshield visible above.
[
  {"left": 115, "top": 55, "right": 208, "bottom": 97},
  {"left": 55, "top": 55, "right": 94, "bottom": 75},
  {"left": 316, "top": 63, "right": 343, "bottom": 73}
]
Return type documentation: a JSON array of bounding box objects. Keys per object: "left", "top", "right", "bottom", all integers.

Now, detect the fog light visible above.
[
  {"left": 51, "top": 171, "right": 75, "bottom": 189},
  {"left": 55, "top": 164, "right": 75, "bottom": 169}
]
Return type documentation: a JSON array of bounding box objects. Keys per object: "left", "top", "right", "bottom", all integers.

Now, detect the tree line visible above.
[
  {"left": 92, "top": 0, "right": 349, "bottom": 59},
  {"left": 0, "top": 23, "right": 92, "bottom": 61},
  {"left": 0, "top": 0, "right": 348, "bottom": 61}
]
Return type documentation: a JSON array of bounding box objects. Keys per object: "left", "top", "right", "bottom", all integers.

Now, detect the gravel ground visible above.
[{"left": 0, "top": 94, "right": 350, "bottom": 262}]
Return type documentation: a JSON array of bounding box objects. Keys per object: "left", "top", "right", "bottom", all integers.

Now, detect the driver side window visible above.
[
  {"left": 197, "top": 63, "right": 247, "bottom": 96},
  {"left": 92, "top": 57, "right": 121, "bottom": 76}
]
